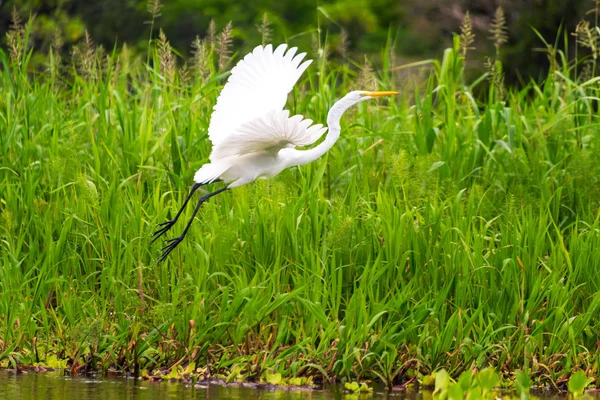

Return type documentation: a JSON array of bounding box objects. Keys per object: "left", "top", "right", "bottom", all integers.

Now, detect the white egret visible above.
[{"left": 153, "top": 43, "right": 397, "bottom": 261}]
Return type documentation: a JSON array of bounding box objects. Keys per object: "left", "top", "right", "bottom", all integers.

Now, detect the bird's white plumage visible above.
[
  {"left": 210, "top": 109, "right": 327, "bottom": 160},
  {"left": 193, "top": 43, "right": 391, "bottom": 187},
  {"left": 207, "top": 43, "right": 313, "bottom": 155},
  {"left": 155, "top": 42, "right": 397, "bottom": 261}
]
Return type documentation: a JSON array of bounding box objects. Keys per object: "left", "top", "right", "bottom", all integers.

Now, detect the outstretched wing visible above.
[
  {"left": 208, "top": 44, "right": 312, "bottom": 147},
  {"left": 210, "top": 110, "right": 327, "bottom": 161}
]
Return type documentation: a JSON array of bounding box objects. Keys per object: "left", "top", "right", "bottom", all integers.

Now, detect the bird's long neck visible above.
[{"left": 290, "top": 97, "right": 356, "bottom": 166}]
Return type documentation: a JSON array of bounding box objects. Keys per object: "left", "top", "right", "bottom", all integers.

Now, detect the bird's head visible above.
[
  {"left": 345, "top": 90, "right": 399, "bottom": 103},
  {"left": 327, "top": 90, "right": 399, "bottom": 125}
]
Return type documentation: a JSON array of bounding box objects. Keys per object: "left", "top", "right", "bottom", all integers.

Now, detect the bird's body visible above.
[
  {"left": 153, "top": 43, "right": 397, "bottom": 261},
  {"left": 197, "top": 149, "right": 290, "bottom": 187}
]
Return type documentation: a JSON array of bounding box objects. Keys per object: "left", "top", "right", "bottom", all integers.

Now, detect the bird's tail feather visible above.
[{"left": 194, "top": 163, "right": 229, "bottom": 184}]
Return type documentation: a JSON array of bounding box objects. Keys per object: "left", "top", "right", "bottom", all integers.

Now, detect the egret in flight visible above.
[{"left": 153, "top": 43, "right": 397, "bottom": 261}]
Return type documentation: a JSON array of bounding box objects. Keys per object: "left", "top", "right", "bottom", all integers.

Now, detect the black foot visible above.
[
  {"left": 158, "top": 236, "right": 184, "bottom": 262},
  {"left": 152, "top": 220, "right": 176, "bottom": 243}
]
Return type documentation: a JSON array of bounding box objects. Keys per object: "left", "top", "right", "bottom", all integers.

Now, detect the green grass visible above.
[{"left": 1, "top": 23, "right": 600, "bottom": 391}]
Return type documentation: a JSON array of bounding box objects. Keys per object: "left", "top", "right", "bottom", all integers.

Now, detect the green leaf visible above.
[
  {"left": 434, "top": 369, "right": 450, "bottom": 398},
  {"left": 183, "top": 362, "right": 196, "bottom": 376},
  {"left": 310, "top": 157, "right": 329, "bottom": 191},
  {"left": 44, "top": 355, "right": 68, "bottom": 369},
  {"left": 568, "top": 371, "right": 591, "bottom": 396},
  {"left": 227, "top": 365, "right": 243, "bottom": 384},
  {"left": 170, "top": 129, "right": 181, "bottom": 176},
  {"left": 458, "top": 371, "right": 473, "bottom": 392},
  {"left": 422, "top": 372, "right": 437, "bottom": 387},
  {"left": 287, "top": 377, "right": 304, "bottom": 386},
  {"left": 345, "top": 381, "right": 371, "bottom": 393},
  {"left": 515, "top": 370, "right": 531, "bottom": 400},
  {"left": 447, "top": 382, "right": 463, "bottom": 400},
  {"left": 163, "top": 366, "right": 183, "bottom": 380},
  {"left": 465, "top": 386, "right": 482, "bottom": 400},
  {"left": 476, "top": 368, "right": 499, "bottom": 392},
  {"left": 359, "top": 383, "right": 373, "bottom": 393},
  {"left": 428, "top": 161, "right": 446, "bottom": 173},
  {"left": 265, "top": 372, "right": 282, "bottom": 385},
  {"left": 345, "top": 381, "right": 360, "bottom": 392}
]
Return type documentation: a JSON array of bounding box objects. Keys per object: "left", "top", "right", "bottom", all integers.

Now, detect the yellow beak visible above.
[{"left": 362, "top": 91, "right": 399, "bottom": 97}]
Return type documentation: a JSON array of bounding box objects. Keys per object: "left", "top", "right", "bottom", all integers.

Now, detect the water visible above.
[{"left": 0, "top": 370, "right": 415, "bottom": 399}]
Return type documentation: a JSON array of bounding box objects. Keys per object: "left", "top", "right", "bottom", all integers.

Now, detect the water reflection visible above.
[{"left": 0, "top": 370, "right": 415, "bottom": 399}]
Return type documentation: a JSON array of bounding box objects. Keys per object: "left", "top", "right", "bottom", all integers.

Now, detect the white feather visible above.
[
  {"left": 207, "top": 44, "right": 312, "bottom": 148},
  {"left": 210, "top": 110, "right": 328, "bottom": 161},
  {"left": 194, "top": 163, "right": 230, "bottom": 184}
]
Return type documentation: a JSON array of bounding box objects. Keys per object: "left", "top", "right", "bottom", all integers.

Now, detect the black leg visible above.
[
  {"left": 158, "top": 186, "right": 229, "bottom": 262},
  {"left": 152, "top": 182, "right": 203, "bottom": 243}
]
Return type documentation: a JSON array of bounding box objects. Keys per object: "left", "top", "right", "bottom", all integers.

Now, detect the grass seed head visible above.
[
  {"left": 208, "top": 19, "right": 217, "bottom": 48},
  {"left": 147, "top": 0, "right": 163, "bottom": 18},
  {"left": 256, "top": 12, "right": 272, "bottom": 46},
  {"left": 7, "top": 6, "right": 25, "bottom": 64},
  {"left": 158, "top": 29, "right": 176, "bottom": 83},
  {"left": 356, "top": 55, "right": 377, "bottom": 91},
  {"left": 573, "top": 20, "right": 599, "bottom": 61},
  {"left": 337, "top": 27, "right": 349, "bottom": 60},
  {"left": 489, "top": 7, "right": 509, "bottom": 52},
  {"left": 460, "top": 11, "right": 476, "bottom": 60},
  {"left": 217, "top": 21, "right": 233, "bottom": 71},
  {"left": 191, "top": 36, "right": 210, "bottom": 81}
]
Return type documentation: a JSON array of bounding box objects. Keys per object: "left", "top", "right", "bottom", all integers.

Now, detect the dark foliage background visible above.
[{"left": 0, "top": 0, "right": 594, "bottom": 82}]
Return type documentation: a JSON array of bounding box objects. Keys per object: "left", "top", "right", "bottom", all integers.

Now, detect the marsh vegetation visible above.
[{"left": 1, "top": 4, "right": 600, "bottom": 397}]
